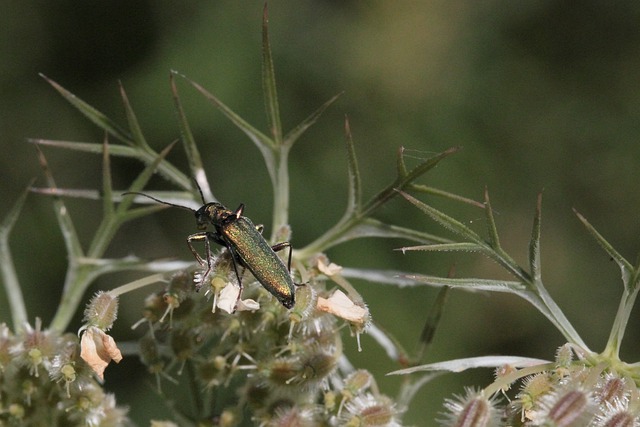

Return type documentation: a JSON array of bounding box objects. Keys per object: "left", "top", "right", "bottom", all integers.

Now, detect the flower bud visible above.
[{"left": 83, "top": 291, "right": 119, "bottom": 330}]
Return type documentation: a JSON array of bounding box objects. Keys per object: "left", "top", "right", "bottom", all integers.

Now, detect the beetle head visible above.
[{"left": 195, "top": 202, "right": 229, "bottom": 229}]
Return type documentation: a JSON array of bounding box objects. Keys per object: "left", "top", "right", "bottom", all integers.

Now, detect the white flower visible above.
[{"left": 216, "top": 283, "right": 260, "bottom": 314}]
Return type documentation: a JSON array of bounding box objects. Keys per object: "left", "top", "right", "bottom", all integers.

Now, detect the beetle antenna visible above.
[
  {"left": 192, "top": 178, "right": 207, "bottom": 204},
  {"left": 122, "top": 191, "right": 195, "bottom": 212}
]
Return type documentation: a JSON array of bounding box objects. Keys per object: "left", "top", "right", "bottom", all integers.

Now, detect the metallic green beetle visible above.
[
  {"left": 125, "top": 192, "right": 296, "bottom": 310},
  {"left": 189, "top": 202, "right": 295, "bottom": 309}
]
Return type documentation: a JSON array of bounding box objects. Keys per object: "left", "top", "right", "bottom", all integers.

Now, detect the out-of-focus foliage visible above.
[{"left": 2, "top": 2, "right": 640, "bottom": 424}]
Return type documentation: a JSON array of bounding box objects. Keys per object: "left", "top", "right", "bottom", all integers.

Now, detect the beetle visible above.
[{"left": 124, "top": 189, "right": 296, "bottom": 310}]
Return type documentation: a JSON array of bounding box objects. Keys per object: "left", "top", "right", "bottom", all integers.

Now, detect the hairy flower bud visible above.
[{"left": 83, "top": 291, "right": 119, "bottom": 330}]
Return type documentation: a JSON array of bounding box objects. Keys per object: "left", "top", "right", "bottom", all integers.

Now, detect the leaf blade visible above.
[
  {"left": 41, "top": 74, "right": 133, "bottom": 145},
  {"left": 261, "top": 3, "right": 282, "bottom": 145}
]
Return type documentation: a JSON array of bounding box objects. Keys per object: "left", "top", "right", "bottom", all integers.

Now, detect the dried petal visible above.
[
  {"left": 317, "top": 258, "right": 343, "bottom": 276},
  {"left": 317, "top": 290, "right": 368, "bottom": 324},
  {"left": 80, "top": 326, "right": 122, "bottom": 380}
]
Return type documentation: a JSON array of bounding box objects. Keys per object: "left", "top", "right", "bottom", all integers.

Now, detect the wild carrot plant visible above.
[
  {"left": 3, "top": 6, "right": 638, "bottom": 427},
  {"left": 0, "top": 7, "right": 464, "bottom": 426}
]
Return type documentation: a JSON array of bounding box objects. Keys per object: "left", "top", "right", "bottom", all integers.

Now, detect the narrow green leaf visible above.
[
  {"left": 409, "top": 183, "right": 485, "bottom": 209},
  {"left": 119, "top": 81, "right": 150, "bottom": 149},
  {"left": 30, "top": 138, "right": 191, "bottom": 190},
  {"left": 529, "top": 193, "right": 543, "bottom": 282},
  {"left": 327, "top": 218, "right": 449, "bottom": 249},
  {"left": 40, "top": 74, "right": 133, "bottom": 146},
  {"left": 117, "top": 141, "right": 179, "bottom": 216},
  {"left": 341, "top": 267, "right": 433, "bottom": 287},
  {"left": 283, "top": 92, "right": 342, "bottom": 148},
  {"left": 399, "top": 191, "right": 486, "bottom": 246},
  {"left": 34, "top": 146, "right": 84, "bottom": 258},
  {"left": 261, "top": 3, "right": 282, "bottom": 144},
  {"left": 417, "top": 286, "right": 449, "bottom": 361},
  {"left": 33, "top": 188, "right": 197, "bottom": 209},
  {"left": 119, "top": 191, "right": 200, "bottom": 209},
  {"left": 574, "top": 208, "right": 633, "bottom": 291},
  {"left": 0, "top": 184, "right": 32, "bottom": 329},
  {"left": 401, "top": 190, "right": 527, "bottom": 282},
  {"left": 398, "top": 146, "right": 461, "bottom": 190},
  {"left": 101, "top": 137, "right": 114, "bottom": 217},
  {"left": 362, "top": 146, "right": 460, "bottom": 216},
  {"left": 183, "top": 75, "right": 274, "bottom": 151},
  {"left": 77, "top": 256, "right": 191, "bottom": 275},
  {"left": 30, "top": 187, "right": 101, "bottom": 200},
  {"left": 343, "top": 116, "right": 362, "bottom": 216},
  {"left": 401, "top": 274, "right": 527, "bottom": 293},
  {"left": 32, "top": 188, "right": 196, "bottom": 207},
  {"left": 397, "top": 242, "right": 484, "bottom": 253},
  {"left": 29, "top": 139, "right": 138, "bottom": 156},
  {"left": 388, "top": 356, "right": 551, "bottom": 376},
  {"left": 483, "top": 188, "right": 501, "bottom": 249},
  {"left": 170, "top": 72, "right": 210, "bottom": 199}
]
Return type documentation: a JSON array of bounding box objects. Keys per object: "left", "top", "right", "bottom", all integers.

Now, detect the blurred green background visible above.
[{"left": 2, "top": 1, "right": 640, "bottom": 424}]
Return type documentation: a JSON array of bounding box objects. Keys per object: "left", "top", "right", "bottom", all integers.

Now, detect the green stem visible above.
[
  {"left": 50, "top": 264, "right": 95, "bottom": 332},
  {"left": 50, "top": 217, "right": 123, "bottom": 332},
  {"left": 270, "top": 145, "right": 290, "bottom": 241},
  {"left": 527, "top": 279, "right": 590, "bottom": 351},
  {"left": 603, "top": 287, "right": 638, "bottom": 359},
  {"left": 0, "top": 236, "right": 28, "bottom": 331},
  {"left": 108, "top": 273, "right": 166, "bottom": 297}
]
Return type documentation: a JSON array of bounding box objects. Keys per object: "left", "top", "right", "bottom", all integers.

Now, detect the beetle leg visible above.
[
  {"left": 272, "top": 241, "right": 305, "bottom": 288},
  {"left": 271, "top": 241, "right": 292, "bottom": 271},
  {"left": 187, "top": 232, "right": 209, "bottom": 266},
  {"left": 224, "top": 245, "right": 245, "bottom": 312},
  {"left": 187, "top": 231, "right": 217, "bottom": 291}
]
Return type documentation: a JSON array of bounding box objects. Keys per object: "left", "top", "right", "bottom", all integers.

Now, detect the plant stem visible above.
[{"left": 270, "top": 145, "right": 290, "bottom": 241}]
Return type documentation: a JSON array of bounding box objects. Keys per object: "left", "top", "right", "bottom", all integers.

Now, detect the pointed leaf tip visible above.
[{"left": 261, "top": 0, "right": 282, "bottom": 144}]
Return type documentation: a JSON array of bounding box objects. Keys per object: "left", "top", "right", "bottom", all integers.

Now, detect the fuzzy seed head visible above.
[
  {"left": 600, "top": 411, "right": 638, "bottom": 427},
  {"left": 341, "top": 394, "right": 399, "bottom": 427},
  {"left": 544, "top": 388, "right": 592, "bottom": 426},
  {"left": 441, "top": 389, "right": 498, "bottom": 427},
  {"left": 270, "top": 405, "right": 320, "bottom": 427},
  {"left": 83, "top": 291, "right": 119, "bottom": 330},
  {"left": 596, "top": 375, "right": 629, "bottom": 405}
]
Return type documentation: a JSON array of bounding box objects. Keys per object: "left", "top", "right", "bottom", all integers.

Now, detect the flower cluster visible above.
[
  {"left": 131, "top": 252, "right": 402, "bottom": 425},
  {"left": 1, "top": 5, "right": 477, "bottom": 425},
  {"left": 441, "top": 345, "right": 640, "bottom": 426},
  {"left": 392, "top": 190, "right": 640, "bottom": 426},
  {"left": 0, "top": 320, "right": 128, "bottom": 426}
]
